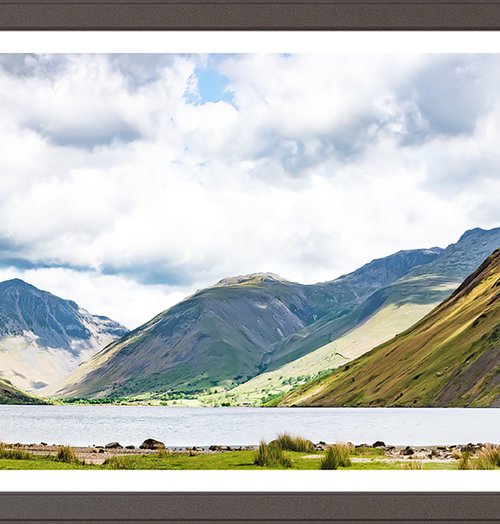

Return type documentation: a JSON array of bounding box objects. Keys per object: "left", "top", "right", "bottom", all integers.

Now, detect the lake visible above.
[{"left": 0, "top": 405, "right": 498, "bottom": 447}]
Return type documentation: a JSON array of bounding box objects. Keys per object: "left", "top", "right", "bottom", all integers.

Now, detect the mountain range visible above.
[
  {"left": 279, "top": 248, "right": 500, "bottom": 407},
  {"left": 1, "top": 226, "right": 498, "bottom": 406},
  {"left": 44, "top": 226, "right": 500, "bottom": 404},
  {"left": 43, "top": 248, "right": 442, "bottom": 399},
  {"left": 0, "top": 279, "right": 128, "bottom": 392},
  {"left": 216, "top": 226, "right": 500, "bottom": 405}
]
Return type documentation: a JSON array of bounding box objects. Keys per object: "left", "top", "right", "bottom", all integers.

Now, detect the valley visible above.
[
  {"left": 0, "top": 226, "right": 499, "bottom": 408},
  {"left": 279, "top": 248, "right": 500, "bottom": 407}
]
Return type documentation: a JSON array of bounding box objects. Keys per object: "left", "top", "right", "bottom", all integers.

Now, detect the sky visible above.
[{"left": 0, "top": 53, "right": 499, "bottom": 328}]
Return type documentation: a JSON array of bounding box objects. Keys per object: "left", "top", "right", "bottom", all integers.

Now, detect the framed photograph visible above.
[{"left": 0, "top": 1, "right": 499, "bottom": 522}]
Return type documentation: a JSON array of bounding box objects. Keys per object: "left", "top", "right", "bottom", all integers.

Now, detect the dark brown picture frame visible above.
[
  {"left": 1, "top": 0, "right": 500, "bottom": 30},
  {"left": 0, "top": 491, "right": 499, "bottom": 522},
  {"left": 0, "top": 1, "right": 499, "bottom": 522}
]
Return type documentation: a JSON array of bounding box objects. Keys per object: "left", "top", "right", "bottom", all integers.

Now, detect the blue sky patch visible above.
[{"left": 186, "top": 66, "right": 233, "bottom": 105}]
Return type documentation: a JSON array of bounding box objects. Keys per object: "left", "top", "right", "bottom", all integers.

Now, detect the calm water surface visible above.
[{"left": 0, "top": 405, "right": 498, "bottom": 447}]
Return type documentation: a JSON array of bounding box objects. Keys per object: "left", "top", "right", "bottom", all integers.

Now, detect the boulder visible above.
[
  {"left": 401, "top": 446, "right": 414, "bottom": 456},
  {"left": 372, "top": 441, "right": 386, "bottom": 448},
  {"left": 140, "top": 438, "right": 166, "bottom": 450},
  {"left": 105, "top": 442, "right": 123, "bottom": 449},
  {"left": 125, "top": 445, "right": 136, "bottom": 450}
]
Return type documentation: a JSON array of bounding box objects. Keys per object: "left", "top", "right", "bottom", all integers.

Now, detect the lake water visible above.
[{"left": 0, "top": 405, "right": 498, "bottom": 447}]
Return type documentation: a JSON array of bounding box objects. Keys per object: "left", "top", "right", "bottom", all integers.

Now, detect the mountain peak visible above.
[
  {"left": 458, "top": 227, "right": 488, "bottom": 241},
  {"left": 0, "top": 278, "right": 45, "bottom": 296},
  {"left": 0, "top": 278, "right": 64, "bottom": 304},
  {"left": 215, "top": 272, "right": 288, "bottom": 287},
  {"left": 0, "top": 278, "right": 32, "bottom": 288},
  {"left": 0, "top": 278, "right": 128, "bottom": 392}
]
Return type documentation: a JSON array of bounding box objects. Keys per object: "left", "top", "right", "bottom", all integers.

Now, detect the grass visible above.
[
  {"left": 457, "top": 450, "right": 475, "bottom": 470},
  {"left": 350, "top": 446, "right": 385, "bottom": 458},
  {"left": 102, "top": 456, "right": 129, "bottom": 469},
  {"left": 252, "top": 434, "right": 315, "bottom": 468},
  {"left": 0, "top": 458, "right": 95, "bottom": 470},
  {"left": 156, "top": 449, "right": 172, "bottom": 459},
  {"left": 0, "top": 436, "right": 469, "bottom": 471},
  {"left": 0, "top": 443, "right": 32, "bottom": 461},
  {"left": 0, "top": 443, "right": 92, "bottom": 469},
  {"left": 273, "top": 433, "right": 315, "bottom": 453},
  {"left": 476, "top": 445, "right": 500, "bottom": 470},
  {"left": 321, "top": 444, "right": 352, "bottom": 470},
  {"left": 402, "top": 460, "right": 424, "bottom": 470},
  {"left": 0, "top": 444, "right": 84, "bottom": 467},
  {"left": 0, "top": 449, "right": 462, "bottom": 470},
  {"left": 253, "top": 441, "right": 292, "bottom": 469},
  {"left": 56, "top": 446, "right": 80, "bottom": 464},
  {"left": 457, "top": 445, "right": 500, "bottom": 470}
]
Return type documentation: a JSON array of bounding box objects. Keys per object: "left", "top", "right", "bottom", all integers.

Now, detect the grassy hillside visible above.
[
  {"left": 279, "top": 249, "right": 500, "bottom": 408},
  {"left": 0, "top": 378, "right": 48, "bottom": 405},
  {"left": 46, "top": 249, "right": 438, "bottom": 399},
  {"left": 44, "top": 277, "right": 335, "bottom": 398},
  {"left": 204, "top": 299, "right": 443, "bottom": 406},
  {"left": 264, "top": 227, "right": 500, "bottom": 373},
  {"left": 206, "top": 228, "right": 500, "bottom": 406}
]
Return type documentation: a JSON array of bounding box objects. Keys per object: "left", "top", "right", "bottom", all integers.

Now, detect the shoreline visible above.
[
  {"left": 3, "top": 401, "right": 498, "bottom": 408},
  {"left": 2, "top": 441, "right": 493, "bottom": 466}
]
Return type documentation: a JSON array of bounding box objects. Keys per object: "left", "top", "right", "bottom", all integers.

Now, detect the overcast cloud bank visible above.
[{"left": 0, "top": 53, "right": 498, "bottom": 327}]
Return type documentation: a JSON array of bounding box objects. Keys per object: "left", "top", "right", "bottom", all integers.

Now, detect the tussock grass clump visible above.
[
  {"left": 274, "top": 433, "right": 315, "bottom": 453},
  {"left": 156, "top": 449, "right": 172, "bottom": 459},
  {"left": 0, "top": 443, "right": 32, "bottom": 460},
  {"left": 457, "top": 451, "right": 475, "bottom": 470},
  {"left": 321, "top": 444, "right": 352, "bottom": 470},
  {"left": 475, "top": 445, "right": 500, "bottom": 470},
  {"left": 403, "top": 460, "right": 423, "bottom": 470},
  {"left": 253, "top": 441, "right": 292, "bottom": 469},
  {"left": 56, "top": 446, "right": 79, "bottom": 464},
  {"left": 254, "top": 441, "right": 270, "bottom": 466},
  {"left": 103, "top": 456, "right": 130, "bottom": 469}
]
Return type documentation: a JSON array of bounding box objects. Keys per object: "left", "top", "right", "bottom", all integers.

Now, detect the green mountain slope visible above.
[
  {"left": 0, "top": 378, "right": 48, "bottom": 405},
  {"left": 264, "top": 227, "right": 500, "bottom": 371},
  {"left": 279, "top": 249, "right": 500, "bottom": 408},
  {"left": 206, "top": 299, "right": 443, "bottom": 406},
  {"left": 205, "top": 228, "right": 500, "bottom": 405},
  {"left": 45, "top": 250, "right": 439, "bottom": 399}
]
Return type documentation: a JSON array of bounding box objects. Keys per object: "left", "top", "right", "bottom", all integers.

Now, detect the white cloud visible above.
[{"left": 0, "top": 53, "right": 499, "bottom": 328}]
